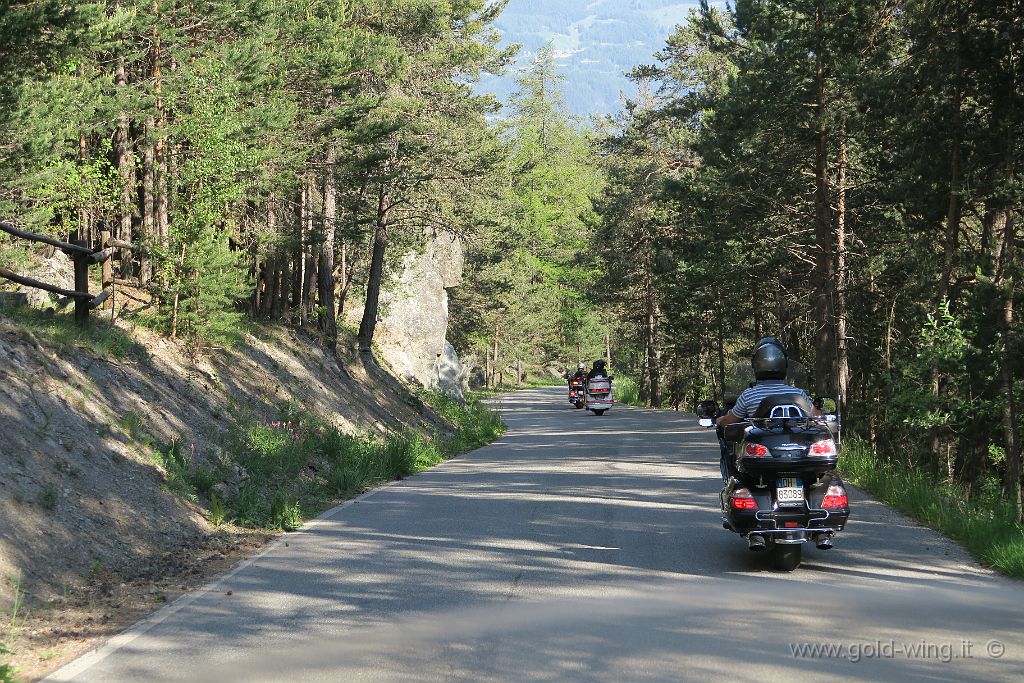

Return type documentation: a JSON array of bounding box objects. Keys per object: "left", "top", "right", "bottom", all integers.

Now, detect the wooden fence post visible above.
[
  {"left": 100, "top": 230, "right": 114, "bottom": 311},
  {"left": 72, "top": 239, "right": 90, "bottom": 326}
]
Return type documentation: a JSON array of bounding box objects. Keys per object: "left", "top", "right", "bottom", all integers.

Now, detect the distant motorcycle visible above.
[
  {"left": 568, "top": 378, "right": 586, "bottom": 409},
  {"left": 699, "top": 388, "right": 849, "bottom": 571},
  {"left": 585, "top": 376, "right": 614, "bottom": 416}
]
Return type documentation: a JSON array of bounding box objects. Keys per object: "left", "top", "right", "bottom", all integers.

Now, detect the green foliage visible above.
[
  {"left": 842, "top": 437, "right": 1024, "bottom": 578},
  {"left": 1, "top": 0, "right": 512, "bottom": 351},
  {"left": 891, "top": 302, "right": 980, "bottom": 432},
  {"left": 450, "top": 47, "right": 606, "bottom": 382},
  {"left": 36, "top": 487, "right": 58, "bottom": 511},
  {"left": 154, "top": 439, "right": 194, "bottom": 495},
  {"left": 0, "top": 663, "right": 19, "bottom": 683},
  {"left": 208, "top": 492, "right": 228, "bottom": 526},
  {"left": 591, "top": 0, "right": 1024, "bottom": 508},
  {"left": 197, "top": 391, "right": 503, "bottom": 531},
  {"left": 424, "top": 390, "right": 507, "bottom": 455},
  {"left": 613, "top": 376, "right": 642, "bottom": 408},
  {"left": 6, "top": 575, "right": 23, "bottom": 643}
]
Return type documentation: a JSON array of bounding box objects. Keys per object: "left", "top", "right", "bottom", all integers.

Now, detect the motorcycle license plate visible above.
[{"left": 776, "top": 478, "right": 804, "bottom": 507}]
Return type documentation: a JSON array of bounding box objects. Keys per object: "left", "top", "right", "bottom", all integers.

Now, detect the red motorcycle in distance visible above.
[{"left": 568, "top": 378, "right": 586, "bottom": 409}]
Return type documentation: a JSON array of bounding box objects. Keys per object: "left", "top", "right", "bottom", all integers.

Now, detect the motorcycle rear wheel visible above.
[
  {"left": 593, "top": 409, "right": 606, "bottom": 416},
  {"left": 770, "top": 543, "right": 802, "bottom": 571}
]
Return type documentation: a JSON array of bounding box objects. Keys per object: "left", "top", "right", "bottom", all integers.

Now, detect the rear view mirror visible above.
[
  {"left": 814, "top": 397, "right": 837, "bottom": 413},
  {"left": 698, "top": 418, "right": 715, "bottom": 428}
]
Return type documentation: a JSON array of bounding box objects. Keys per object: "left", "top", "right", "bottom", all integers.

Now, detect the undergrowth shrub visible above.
[{"left": 612, "top": 376, "right": 641, "bottom": 407}]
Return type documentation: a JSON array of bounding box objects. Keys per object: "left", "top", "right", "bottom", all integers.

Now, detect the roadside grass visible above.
[
  {"left": 1, "top": 575, "right": 24, "bottom": 683},
  {"left": 181, "top": 391, "right": 506, "bottom": 532},
  {"left": 0, "top": 662, "right": 19, "bottom": 683},
  {"left": 613, "top": 375, "right": 642, "bottom": 407},
  {"left": 840, "top": 436, "right": 1024, "bottom": 578},
  {"left": 0, "top": 305, "right": 143, "bottom": 360}
]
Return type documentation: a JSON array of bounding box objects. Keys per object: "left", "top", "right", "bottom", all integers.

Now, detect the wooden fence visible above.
[{"left": 0, "top": 221, "right": 137, "bottom": 325}]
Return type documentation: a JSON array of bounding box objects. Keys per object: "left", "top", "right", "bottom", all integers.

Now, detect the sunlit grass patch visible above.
[{"left": 841, "top": 436, "right": 1024, "bottom": 578}]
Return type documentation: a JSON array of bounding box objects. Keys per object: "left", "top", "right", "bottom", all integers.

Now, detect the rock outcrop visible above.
[
  {"left": 13, "top": 250, "right": 76, "bottom": 308},
  {"left": 352, "top": 231, "right": 469, "bottom": 399}
]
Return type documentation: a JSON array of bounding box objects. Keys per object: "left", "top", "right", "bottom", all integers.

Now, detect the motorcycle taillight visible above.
[
  {"left": 744, "top": 443, "right": 768, "bottom": 457},
  {"left": 730, "top": 487, "right": 758, "bottom": 509},
  {"left": 810, "top": 440, "right": 837, "bottom": 456},
  {"left": 821, "top": 484, "right": 848, "bottom": 509}
]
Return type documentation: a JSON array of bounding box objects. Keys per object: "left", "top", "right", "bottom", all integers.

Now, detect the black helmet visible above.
[
  {"left": 751, "top": 337, "right": 787, "bottom": 380},
  {"left": 593, "top": 359, "right": 606, "bottom": 369}
]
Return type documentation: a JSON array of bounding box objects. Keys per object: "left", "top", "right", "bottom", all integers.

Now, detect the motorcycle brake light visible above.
[
  {"left": 810, "top": 440, "right": 837, "bottom": 456},
  {"left": 821, "top": 484, "right": 848, "bottom": 509},
  {"left": 730, "top": 488, "right": 757, "bottom": 510},
  {"left": 744, "top": 443, "right": 769, "bottom": 457}
]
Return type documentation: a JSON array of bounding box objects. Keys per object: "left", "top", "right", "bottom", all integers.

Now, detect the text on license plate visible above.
[{"left": 776, "top": 478, "right": 804, "bottom": 506}]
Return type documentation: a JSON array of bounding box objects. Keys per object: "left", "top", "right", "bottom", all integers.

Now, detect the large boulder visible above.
[
  {"left": 360, "top": 231, "right": 469, "bottom": 399},
  {"left": 13, "top": 251, "right": 75, "bottom": 308}
]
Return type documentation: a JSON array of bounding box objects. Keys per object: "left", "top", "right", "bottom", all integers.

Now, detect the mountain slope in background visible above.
[{"left": 485, "top": 0, "right": 703, "bottom": 118}]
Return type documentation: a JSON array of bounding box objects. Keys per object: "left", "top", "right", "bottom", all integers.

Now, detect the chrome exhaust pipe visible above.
[
  {"left": 815, "top": 533, "right": 834, "bottom": 550},
  {"left": 747, "top": 534, "right": 766, "bottom": 552}
]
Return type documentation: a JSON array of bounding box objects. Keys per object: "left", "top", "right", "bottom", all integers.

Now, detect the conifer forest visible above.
[{"left": 1, "top": 0, "right": 1022, "bottom": 518}]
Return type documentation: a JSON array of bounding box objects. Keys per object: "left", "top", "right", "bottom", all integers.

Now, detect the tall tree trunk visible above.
[
  {"left": 605, "top": 331, "right": 611, "bottom": 371},
  {"left": 835, "top": 119, "right": 850, "bottom": 415},
  {"left": 262, "top": 204, "right": 277, "bottom": 318},
  {"left": 716, "top": 289, "right": 725, "bottom": 400},
  {"left": 279, "top": 256, "right": 291, "bottom": 319},
  {"left": 649, "top": 297, "right": 662, "bottom": 408},
  {"left": 338, "top": 247, "right": 354, "bottom": 315},
  {"left": 140, "top": 125, "right": 156, "bottom": 283},
  {"left": 319, "top": 147, "right": 338, "bottom": 347},
  {"left": 360, "top": 187, "right": 391, "bottom": 352},
  {"left": 642, "top": 271, "right": 662, "bottom": 408},
  {"left": 639, "top": 272, "right": 653, "bottom": 405},
  {"left": 298, "top": 175, "right": 310, "bottom": 326},
  {"left": 812, "top": 0, "right": 835, "bottom": 397},
  {"left": 152, "top": 0, "right": 168, "bottom": 259},
  {"left": 993, "top": 204, "right": 1020, "bottom": 521},
  {"left": 937, "top": 34, "right": 962, "bottom": 308},
  {"left": 115, "top": 57, "right": 135, "bottom": 277},
  {"left": 931, "top": 20, "right": 963, "bottom": 464},
  {"left": 78, "top": 130, "right": 91, "bottom": 245},
  {"left": 304, "top": 172, "right": 318, "bottom": 324},
  {"left": 491, "top": 321, "right": 500, "bottom": 388}
]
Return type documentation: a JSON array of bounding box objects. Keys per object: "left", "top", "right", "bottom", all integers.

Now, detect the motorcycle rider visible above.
[
  {"left": 586, "top": 359, "right": 609, "bottom": 382},
  {"left": 568, "top": 362, "right": 587, "bottom": 391},
  {"left": 715, "top": 337, "right": 820, "bottom": 480}
]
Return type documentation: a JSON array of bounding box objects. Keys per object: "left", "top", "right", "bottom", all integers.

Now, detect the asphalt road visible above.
[{"left": 48, "top": 387, "right": 1024, "bottom": 682}]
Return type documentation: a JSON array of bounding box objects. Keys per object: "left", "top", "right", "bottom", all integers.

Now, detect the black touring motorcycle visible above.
[{"left": 698, "top": 363, "right": 850, "bottom": 571}]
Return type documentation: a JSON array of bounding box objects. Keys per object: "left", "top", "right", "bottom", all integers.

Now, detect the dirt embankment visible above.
[{"left": 0, "top": 316, "right": 442, "bottom": 680}]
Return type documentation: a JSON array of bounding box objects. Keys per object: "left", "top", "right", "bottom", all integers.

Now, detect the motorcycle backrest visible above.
[{"left": 753, "top": 392, "right": 815, "bottom": 419}]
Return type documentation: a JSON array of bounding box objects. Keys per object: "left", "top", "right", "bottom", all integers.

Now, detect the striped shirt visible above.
[{"left": 731, "top": 380, "right": 813, "bottom": 420}]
